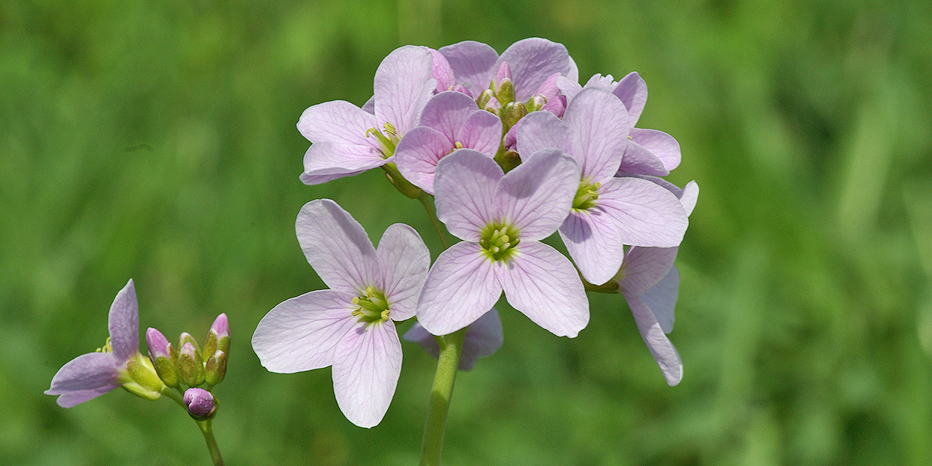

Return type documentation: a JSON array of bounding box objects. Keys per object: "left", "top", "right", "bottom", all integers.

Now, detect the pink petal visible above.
[
  {"left": 434, "top": 149, "right": 503, "bottom": 241},
  {"left": 108, "top": 279, "right": 139, "bottom": 362},
  {"left": 558, "top": 210, "right": 626, "bottom": 286},
  {"left": 640, "top": 265, "right": 679, "bottom": 334},
  {"left": 373, "top": 45, "right": 436, "bottom": 136},
  {"left": 419, "top": 91, "right": 478, "bottom": 141},
  {"left": 624, "top": 293, "right": 682, "bottom": 386},
  {"left": 679, "top": 181, "right": 699, "bottom": 216},
  {"left": 416, "top": 242, "right": 502, "bottom": 336},
  {"left": 430, "top": 49, "right": 456, "bottom": 93},
  {"left": 403, "top": 308, "right": 503, "bottom": 371},
  {"left": 497, "top": 38, "right": 571, "bottom": 101},
  {"left": 498, "top": 149, "right": 579, "bottom": 241},
  {"left": 500, "top": 242, "right": 589, "bottom": 337},
  {"left": 393, "top": 126, "right": 453, "bottom": 194},
  {"left": 455, "top": 110, "right": 502, "bottom": 156},
  {"left": 301, "top": 142, "right": 387, "bottom": 184},
  {"left": 619, "top": 246, "right": 679, "bottom": 296},
  {"left": 515, "top": 110, "right": 571, "bottom": 161},
  {"left": 46, "top": 352, "right": 121, "bottom": 407},
  {"left": 332, "top": 320, "right": 402, "bottom": 428},
  {"left": 555, "top": 75, "right": 582, "bottom": 102},
  {"left": 376, "top": 224, "right": 430, "bottom": 321},
  {"left": 596, "top": 177, "right": 688, "bottom": 247},
  {"left": 438, "top": 41, "right": 499, "bottom": 98},
  {"left": 617, "top": 140, "right": 669, "bottom": 177},
  {"left": 251, "top": 290, "right": 359, "bottom": 373},
  {"left": 613, "top": 72, "right": 648, "bottom": 126},
  {"left": 296, "top": 200, "right": 379, "bottom": 293},
  {"left": 563, "top": 88, "right": 629, "bottom": 182},
  {"left": 630, "top": 128, "right": 680, "bottom": 172},
  {"left": 297, "top": 100, "right": 378, "bottom": 146}
]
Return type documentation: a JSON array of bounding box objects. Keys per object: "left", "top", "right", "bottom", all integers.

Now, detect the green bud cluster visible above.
[{"left": 145, "top": 313, "right": 230, "bottom": 414}]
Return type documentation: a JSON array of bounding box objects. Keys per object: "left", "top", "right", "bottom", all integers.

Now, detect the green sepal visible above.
[{"left": 205, "top": 350, "right": 227, "bottom": 386}]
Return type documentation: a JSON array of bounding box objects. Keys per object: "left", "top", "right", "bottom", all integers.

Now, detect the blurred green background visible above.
[{"left": 2, "top": 0, "right": 931, "bottom": 464}]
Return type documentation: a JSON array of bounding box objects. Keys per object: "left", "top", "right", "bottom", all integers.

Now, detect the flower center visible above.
[
  {"left": 351, "top": 286, "right": 390, "bottom": 324},
  {"left": 366, "top": 122, "right": 400, "bottom": 158},
  {"left": 479, "top": 222, "right": 521, "bottom": 262},
  {"left": 573, "top": 178, "right": 601, "bottom": 211},
  {"left": 96, "top": 336, "right": 113, "bottom": 353}
]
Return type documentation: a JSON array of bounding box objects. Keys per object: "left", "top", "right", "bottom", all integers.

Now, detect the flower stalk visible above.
[{"left": 419, "top": 328, "right": 466, "bottom": 466}]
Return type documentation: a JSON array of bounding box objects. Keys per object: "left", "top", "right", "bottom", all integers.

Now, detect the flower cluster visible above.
[
  {"left": 46, "top": 279, "right": 230, "bottom": 421},
  {"left": 253, "top": 37, "right": 696, "bottom": 427}
]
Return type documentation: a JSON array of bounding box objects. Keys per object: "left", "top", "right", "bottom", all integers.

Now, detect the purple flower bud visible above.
[
  {"left": 146, "top": 327, "right": 179, "bottom": 388},
  {"left": 494, "top": 61, "right": 513, "bottom": 83},
  {"left": 183, "top": 387, "right": 217, "bottom": 420},
  {"left": 203, "top": 313, "right": 230, "bottom": 359}
]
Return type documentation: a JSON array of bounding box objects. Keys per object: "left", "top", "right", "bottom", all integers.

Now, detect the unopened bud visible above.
[
  {"left": 146, "top": 328, "right": 179, "bottom": 388},
  {"left": 122, "top": 353, "right": 165, "bottom": 401},
  {"left": 476, "top": 88, "right": 494, "bottom": 109},
  {"left": 183, "top": 388, "right": 217, "bottom": 420},
  {"left": 501, "top": 102, "right": 527, "bottom": 130},
  {"left": 494, "top": 79, "right": 515, "bottom": 106},
  {"left": 203, "top": 313, "right": 230, "bottom": 360},
  {"left": 205, "top": 350, "right": 228, "bottom": 386},
  {"left": 178, "top": 342, "right": 206, "bottom": 386},
  {"left": 525, "top": 94, "right": 547, "bottom": 113}
]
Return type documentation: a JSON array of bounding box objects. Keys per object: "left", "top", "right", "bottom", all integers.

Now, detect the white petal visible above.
[
  {"left": 515, "top": 111, "right": 570, "bottom": 161},
  {"left": 640, "top": 265, "right": 680, "bottom": 334},
  {"left": 297, "top": 100, "right": 377, "bottom": 146},
  {"left": 373, "top": 46, "right": 436, "bottom": 136},
  {"left": 417, "top": 242, "right": 502, "bottom": 336},
  {"left": 251, "top": 290, "right": 358, "bottom": 373},
  {"left": 332, "top": 321, "right": 402, "bottom": 428},
  {"left": 498, "top": 149, "right": 579, "bottom": 241},
  {"left": 625, "top": 293, "right": 682, "bottom": 386},
  {"left": 563, "top": 88, "right": 629, "bottom": 182},
  {"left": 376, "top": 224, "right": 431, "bottom": 321},
  {"left": 434, "top": 149, "right": 503, "bottom": 241},
  {"left": 558, "top": 210, "right": 626, "bottom": 286},
  {"left": 619, "top": 246, "right": 679, "bottom": 296},
  {"left": 596, "top": 177, "right": 688, "bottom": 248},
  {"left": 500, "top": 242, "right": 589, "bottom": 337},
  {"left": 296, "top": 199, "right": 379, "bottom": 293}
]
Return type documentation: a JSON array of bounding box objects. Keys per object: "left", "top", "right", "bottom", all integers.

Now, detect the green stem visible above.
[
  {"left": 419, "top": 329, "right": 466, "bottom": 466},
  {"left": 160, "top": 387, "right": 225, "bottom": 466},
  {"left": 196, "top": 419, "right": 225, "bottom": 466},
  {"left": 418, "top": 192, "right": 451, "bottom": 249}
]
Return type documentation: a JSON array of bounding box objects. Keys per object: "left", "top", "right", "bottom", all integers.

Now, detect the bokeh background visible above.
[{"left": 2, "top": 0, "right": 931, "bottom": 464}]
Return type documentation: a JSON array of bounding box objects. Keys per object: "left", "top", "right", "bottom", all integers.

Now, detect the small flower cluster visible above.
[
  {"left": 253, "top": 38, "right": 697, "bottom": 427},
  {"left": 46, "top": 280, "right": 229, "bottom": 421},
  {"left": 147, "top": 314, "right": 229, "bottom": 420}
]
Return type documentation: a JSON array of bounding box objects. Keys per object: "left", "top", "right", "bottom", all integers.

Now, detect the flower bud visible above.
[
  {"left": 501, "top": 102, "right": 527, "bottom": 130},
  {"left": 203, "top": 313, "right": 230, "bottom": 360},
  {"left": 525, "top": 94, "right": 548, "bottom": 113},
  {"left": 476, "top": 88, "right": 494, "bottom": 109},
  {"left": 183, "top": 387, "right": 217, "bottom": 420},
  {"left": 204, "top": 350, "right": 228, "bottom": 386},
  {"left": 179, "top": 332, "right": 200, "bottom": 353},
  {"left": 178, "top": 341, "right": 206, "bottom": 387},
  {"left": 121, "top": 353, "right": 165, "bottom": 401},
  {"left": 494, "top": 79, "right": 515, "bottom": 106},
  {"left": 146, "top": 327, "right": 179, "bottom": 388}
]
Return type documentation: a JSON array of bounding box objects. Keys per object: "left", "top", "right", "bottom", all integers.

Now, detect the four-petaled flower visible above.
[
  {"left": 252, "top": 199, "right": 430, "bottom": 428},
  {"left": 46, "top": 279, "right": 164, "bottom": 407},
  {"left": 297, "top": 46, "right": 436, "bottom": 185},
  {"left": 517, "top": 87, "right": 689, "bottom": 285},
  {"left": 416, "top": 148, "right": 589, "bottom": 337}
]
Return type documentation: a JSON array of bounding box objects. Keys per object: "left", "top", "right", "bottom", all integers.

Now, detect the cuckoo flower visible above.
[
  {"left": 403, "top": 308, "right": 503, "bottom": 371},
  {"left": 416, "top": 148, "right": 588, "bottom": 337},
  {"left": 613, "top": 180, "right": 698, "bottom": 386},
  {"left": 394, "top": 91, "right": 502, "bottom": 194},
  {"left": 517, "top": 88, "right": 689, "bottom": 285},
  {"left": 558, "top": 72, "right": 681, "bottom": 177},
  {"left": 46, "top": 279, "right": 164, "bottom": 407},
  {"left": 297, "top": 46, "right": 435, "bottom": 185},
  {"left": 252, "top": 199, "right": 430, "bottom": 428}
]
